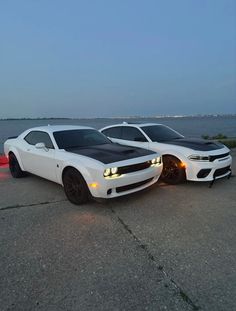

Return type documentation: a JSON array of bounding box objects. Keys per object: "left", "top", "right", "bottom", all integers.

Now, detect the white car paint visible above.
[
  {"left": 100, "top": 123, "right": 232, "bottom": 182},
  {"left": 4, "top": 125, "right": 163, "bottom": 200}
]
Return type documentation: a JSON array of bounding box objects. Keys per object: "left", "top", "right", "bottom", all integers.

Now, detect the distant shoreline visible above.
[{"left": 1, "top": 114, "right": 236, "bottom": 121}]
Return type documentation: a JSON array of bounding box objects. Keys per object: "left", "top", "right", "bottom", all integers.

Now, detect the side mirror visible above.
[{"left": 35, "top": 142, "right": 48, "bottom": 151}]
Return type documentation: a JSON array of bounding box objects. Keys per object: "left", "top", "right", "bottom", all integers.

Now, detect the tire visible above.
[
  {"left": 161, "top": 155, "right": 186, "bottom": 184},
  {"left": 9, "top": 153, "right": 26, "bottom": 178},
  {"left": 63, "top": 168, "right": 90, "bottom": 205}
]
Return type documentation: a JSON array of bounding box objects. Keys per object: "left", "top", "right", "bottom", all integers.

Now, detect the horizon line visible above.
[{"left": 1, "top": 113, "right": 236, "bottom": 120}]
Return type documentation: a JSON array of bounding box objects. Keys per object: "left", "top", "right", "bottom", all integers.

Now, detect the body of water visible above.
[{"left": 1, "top": 116, "right": 236, "bottom": 154}]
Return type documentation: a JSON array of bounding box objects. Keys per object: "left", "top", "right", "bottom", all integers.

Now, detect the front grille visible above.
[
  {"left": 118, "top": 161, "right": 152, "bottom": 174},
  {"left": 116, "top": 178, "right": 153, "bottom": 193},
  {"left": 213, "top": 166, "right": 231, "bottom": 178},
  {"left": 209, "top": 152, "right": 229, "bottom": 162}
]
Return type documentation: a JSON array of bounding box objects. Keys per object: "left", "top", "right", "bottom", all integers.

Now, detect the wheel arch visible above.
[
  {"left": 162, "top": 153, "right": 181, "bottom": 160},
  {"left": 162, "top": 153, "right": 187, "bottom": 169},
  {"left": 61, "top": 165, "right": 90, "bottom": 187},
  {"left": 161, "top": 153, "right": 187, "bottom": 183},
  {"left": 62, "top": 166, "right": 76, "bottom": 181},
  {"left": 162, "top": 152, "right": 187, "bottom": 166},
  {"left": 8, "top": 148, "right": 25, "bottom": 171},
  {"left": 62, "top": 164, "right": 94, "bottom": 205}
]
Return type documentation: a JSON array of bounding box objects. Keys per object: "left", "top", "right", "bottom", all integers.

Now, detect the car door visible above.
[{"left": 21, "top": 131, "right": 57, "bottom": 182}]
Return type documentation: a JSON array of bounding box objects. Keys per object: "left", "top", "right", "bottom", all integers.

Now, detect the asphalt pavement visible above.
[{"left": 0, "top": 150, "right": 236, "bottom": 311}]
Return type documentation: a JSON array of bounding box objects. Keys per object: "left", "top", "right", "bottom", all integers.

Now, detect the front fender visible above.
[
  {"left": 7, "top": 146, "right": 25, "bottom": 171},
  {"left": 58, "top": 158, "right": 103, "bottom": 186}
]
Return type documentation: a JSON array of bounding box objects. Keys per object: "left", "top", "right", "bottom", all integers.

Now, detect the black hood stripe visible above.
[
  {"left": 65, "top": 143, "right": 156, "bottom": 164},
  {"left": 164, "top": 138, "right": 225, "bottom": 151}
]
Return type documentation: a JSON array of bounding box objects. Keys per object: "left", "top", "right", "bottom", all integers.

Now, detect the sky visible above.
[{"left": 0, "top": 0, "right": 236, "bottom": 118}]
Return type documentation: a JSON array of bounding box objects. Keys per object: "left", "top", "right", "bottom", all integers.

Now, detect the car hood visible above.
[
  {"left": 65, "top": 143, "right": 156, "bottom": 164},
  {"left": 162, "top": 138, "right": 225, "bottom": 151}
]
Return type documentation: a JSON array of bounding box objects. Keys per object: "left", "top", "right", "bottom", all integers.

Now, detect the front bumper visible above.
[
  {"left": 88, "top": 164, "right": 163, "bottom": 198},
  {"left": 185, "top": 155, "right": 232, "bottom": 181}
]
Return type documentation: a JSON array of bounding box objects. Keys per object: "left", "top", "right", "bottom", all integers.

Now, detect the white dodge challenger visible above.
[
  {"left": 4, "top": 125, "right": 162, "bottom": 204},
  {"left": 100, "top": 123, "right": 232, "bottom": 185}
]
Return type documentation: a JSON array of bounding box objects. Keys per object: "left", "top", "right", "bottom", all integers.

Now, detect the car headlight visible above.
[
  {"left": 111, "top": 167, "right": 118, "bottom": 174},
  {"left": 103, "top": 167, "right": 120, "bottom": 178},
  {"left": 104, "top": 168, "right": 111, "bottom": 177},
  {"left": 151, "top": 157, "right": 162, "bottom": 165},
  {"left": 188, "top": 155, "right": 209, "bottom": 161},
  {"left": 156, "top": 156, "right": 162, "bottom": 164}
]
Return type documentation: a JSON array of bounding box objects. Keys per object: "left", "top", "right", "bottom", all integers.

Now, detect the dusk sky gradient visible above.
[{"left": 0, "top": 0, "right": 236, "bottom": 118}]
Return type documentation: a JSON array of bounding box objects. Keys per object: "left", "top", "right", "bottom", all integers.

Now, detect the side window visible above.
[
  {"left": 24, "top": 131, "right": 54, "bottom": 149},
  {"left": 102, "top": 127, "right": 122, "bottom": 139},
  {"left": 121, "top": 127, "right": 147, "bottom": 142}
]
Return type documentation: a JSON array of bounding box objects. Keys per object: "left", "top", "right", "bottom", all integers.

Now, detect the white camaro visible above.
[
  {"left": 100, "top": 123, "right": 232, "bottom": 184},
  {"left": 4, "top": 125, "right": 163, "bottom": 204}
]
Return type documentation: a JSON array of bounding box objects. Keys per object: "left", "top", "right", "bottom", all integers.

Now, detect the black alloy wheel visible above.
[
  {"left": 9, "top": 153, "right": 26, "bottom": 178},
  {"left": 161, "top": 155, "right": 186, "bottom": 184},
  {"left": 63, "top": 168, "right": 90, "bottom": 205}
]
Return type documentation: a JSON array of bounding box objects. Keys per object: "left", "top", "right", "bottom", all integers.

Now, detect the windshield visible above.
[
  {"left": 53, "top": 129, "right": 111, "bottom": 149},
  {"left": 142, "top": 125, "right": 183, "bottom": 142}
]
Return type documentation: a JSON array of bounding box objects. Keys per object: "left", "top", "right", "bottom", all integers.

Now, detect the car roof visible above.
[
  {"left": 27, "top": 125, "right": 94, "bottom": 133},
  {"left": 103, "top": 122, "right": 162, "bottom": 128}
]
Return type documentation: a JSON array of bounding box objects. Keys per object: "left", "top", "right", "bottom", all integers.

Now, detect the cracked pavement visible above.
[{"left": 0, "top": 150, "right": 236, "bottom": 310}]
